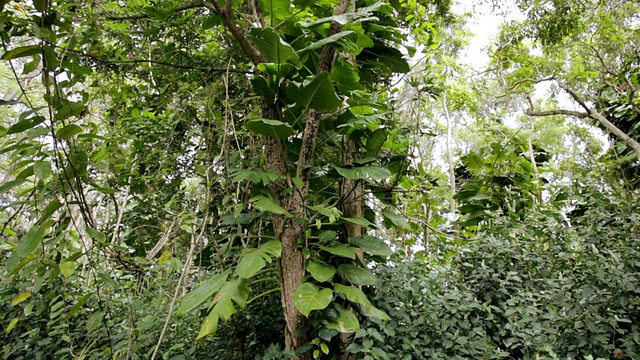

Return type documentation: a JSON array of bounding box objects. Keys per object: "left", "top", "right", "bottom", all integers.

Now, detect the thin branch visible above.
[
  {"left": 526, "top": 108, "right": 589, "bottom": 118},
  {"left": 526, "top": 100, "right": 640, "bottom": 158}
]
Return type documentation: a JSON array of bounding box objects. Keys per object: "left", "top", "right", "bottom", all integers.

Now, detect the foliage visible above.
[{"left": 358, "top": 187, "right": 640, "bottom": 359}]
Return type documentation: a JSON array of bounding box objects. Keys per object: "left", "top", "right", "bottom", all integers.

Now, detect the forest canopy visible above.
[{"left": 0, "top": 0, "right": 639, "bottom": 359}]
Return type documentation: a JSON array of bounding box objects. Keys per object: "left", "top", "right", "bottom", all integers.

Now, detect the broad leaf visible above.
[
  {"left": 232, "top": 168, "right": 280, "bottom": 185},
  {"left": 294, "top": 283, "right": 333, "bottom": 317},
  {"left": 6, "top": 227, "right": 45, "bottom": 270},
  {"left": 258, "top": 0, "right": 290, "bottom": 25},
  {"left": 333, "top": 165, "right": 392, "bottom": 181},
  {"left": 250, "top": 27, "right": 299, "bottom": 64},
  {"left": 59, "top": 259, "right": 75, "bottom": 277},
  {"left": 319, "top": 244, "right": 356, "bottom": 259},
  {"left": 308, "top": 261, "right": 336, "bottom": 282},
  {"left": 337, "top": 264, "right": 378, "bottom": 285},
  {"left": 1, "top": 45, "right": 41, "bottom": 60},
  {"left": 86, "top": 311, "right": 104, "bottom": 332},
  {"left": 245, "top": 118, "right": 295, "bottom": 139},
  {"left": 237, "top": 248, "right": 269, "bottom": 279},
  {"left": 382, "top": 209, "right": 410, "bottom": 230},
  {"left": 348, "top": 235, "right": 392, "bottom": 257},
  {"left": 326, "top": 308, "right": 360, "bottom": 333},
  {"left": 175, "top": 272, "right": 229, "bottom": 316},
  {"left": 57, "top": 124, "right": 83, "bottom": 139},
  {"left": 300, "top": 31, "right": 355, "bottom": 52},
  {"left": 197, "top": 311, "right": 219, "bottom": 340},
  {"left": 250, "top": 195, "right": 292, "bottom": 217},
  {"left": 334, "top": 284, "right": 389, "bottom": 320},
  {"left": 286, "top": 72, "right": 342, "bottom": 112}
]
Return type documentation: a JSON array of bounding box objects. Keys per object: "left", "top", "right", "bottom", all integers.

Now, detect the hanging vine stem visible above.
[{"left": 150, "top": 163, "right": 214, "bottom": 360}]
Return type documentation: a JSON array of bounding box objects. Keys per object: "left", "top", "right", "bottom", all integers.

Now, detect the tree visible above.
[
  {"left": 0, "top": 0, "right": 451, "bottom": 358},
  {"left": 490, "top": 0, "right": 640, "bottom": 158}
]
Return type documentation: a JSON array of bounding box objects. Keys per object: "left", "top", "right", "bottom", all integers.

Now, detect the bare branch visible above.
[
  {"left": 525, "top": 108, "right": 589, "bottom": 118},
  {"left": 527, "top": 101, "right": 640, "bottom": 158}
]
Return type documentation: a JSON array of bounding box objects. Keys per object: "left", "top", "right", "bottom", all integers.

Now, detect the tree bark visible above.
[{"left": 204, "top": 0, "right": 351, "bottom": 355}]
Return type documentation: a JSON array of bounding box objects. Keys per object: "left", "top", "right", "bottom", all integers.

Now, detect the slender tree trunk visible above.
[{"left": 442, "top": 91, "right": 456, "bottom": 213}]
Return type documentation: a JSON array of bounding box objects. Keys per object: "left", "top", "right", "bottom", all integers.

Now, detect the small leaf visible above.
[
  {"left": 294, "top": 283, "right": 333, "bottom": 317},
  {"left": 366, "top": 128, "right": 387, "bottom": 154},
  {"left": 7, "top": 115, "right": 45, "bottom": 134},
  {"left": 0, "top": 178, "right": 27, "bottom": 193},
  {"left": 307, "top": 261, "right": 336, "bottom": 282},
  {"left": 57, "top": 124, "right": 83, "bottom": 139},
  {"left": 326, "top": 309, "right": 360, "bottom": 333},
  {"left": 319, "top": 244, "right": 356, "bottom": 259},
  {"left": 176, "top": 272, "right": 229, "bottom": 316},
  {"left": 11, "top": 292, "right": 32, "bottom": 306},
  {"left": 342, "top": 217, "right": 375, "bottom": 228},
  {"left": 37, "top": 199, "right": 62, "bottom": 225},
  {"left": 33, "top": 161, "right": 52, "bottom": 180},
  {"left": 6, "top": 227, "right": 45, "bottom": 270},
  {"left": 337, "top": 264, "right": 378, "bottom": 285},
  {"left": 86, "top": 311, "right": 104, "bottom": 332},
  {"left": 1, "top": 45, "right": 41, "bottom": 60},
  {"left": 250, "top": 195, "right": 292, "bottom": 217},
  {"left": 22, "top": 55, "right": 40, "bottom": 74},
  {"left": 348, "top": 235, "right": 392, "bottom": 257},
  {"left": 59, "top": 259, "right": 75, "bottom": 277},
  {"left": 5, "top": 318, "right": 19, "bottom": 334},
  {"left": 85, "top": 227, "right": 106, "bottom": 243}
]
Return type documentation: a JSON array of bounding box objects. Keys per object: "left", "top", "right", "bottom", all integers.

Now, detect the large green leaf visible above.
[
  {"left": 294, "top": 283, "right": 333, "bottom": 317},
  {"left": 337, "top": 264, "right": 378, "bottom": 285},
  {"left": 245, "top": 118, "right": 295, "bottom": 139},
  {"left": 348, "top": 235, "right": 392, "bottom": 257},
  {"left": 333, "top": 284, "right": 389, "bottom": 320},
  {"left": 286, "top": 71, "right": 342, "bottom": 112},
  {"left": 326, "top": 308, "right": 360, "bottom": 333},
  {"left": 250, "top": 195, "right": 292, "bottom": 217},
  {"left": 382, "top": 209, "right": 410, "bottom": 230},
  {"left": 5, "top": 226, "right": 45, "bottom": 270},
  {"left": 250, "top": 27, "right": 299, "bottom": 64},
  {"left": 299, "top": 31, "right": 355, "bottom": 52},
  {"left": 307, "top": 261, "right": 336, "bottom": 282},
  {"left": 232, "top": 168, "right": 281, "bottom": 185},
  {"left": 197, "top": 311, "right": 220, "bottom": 340},
  {"left": 258, "top": 0, "right": 290, "bottom": 25},
  {"left": 57, "top": 124, "right": 83, "bottom": 139},
  {"left": 175, "top": 272, "right": 229, "bottom": 316},
  {"left": 7, "top": 116, "right": 46, "bottom": 135},
  {"left": 237, "top": 240, "right": 281, "bottom": 279},
  {"left": 332, "top": 165, "right": 392, "bottom": 181},
  {"left": 319, "top": 244, "right": 356, "bottom": 259}
]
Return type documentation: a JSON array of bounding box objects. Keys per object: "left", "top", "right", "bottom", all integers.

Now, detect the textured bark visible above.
[{"left": 205, "top": 0, "right": 352, "bottom": 355}]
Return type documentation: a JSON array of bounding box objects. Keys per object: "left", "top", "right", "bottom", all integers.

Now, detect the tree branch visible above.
[
  {"left": 526, "top": 103, "right": 640, "bottom": 158},
  {"left": 296, "top": 0, "right": 351, "bottom": 189}
]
